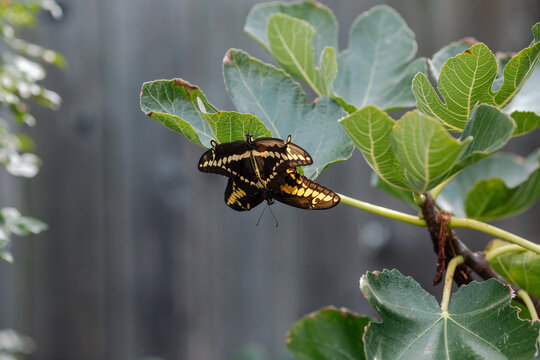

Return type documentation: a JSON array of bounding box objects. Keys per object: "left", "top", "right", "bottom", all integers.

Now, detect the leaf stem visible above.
[
  {"left": 517, "top": 290, "right": 539, "bottom": 321},
  {"left": 450, "top": 218, "right": 540, "bottom": 255},
  {"left": 441, "top": 255, "right": 465, "bottom": 313},
  {"left": 338, "top": 194, "right": 426, "bottom": 226},
  {"left": 484, "top": 244, "right": 526, "bottom": 262}
]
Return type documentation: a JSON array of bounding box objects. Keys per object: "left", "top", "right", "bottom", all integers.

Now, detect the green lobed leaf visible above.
[
  {"left": 245, "top": 0, "right": 338, "bottom": 57},
  {"left": 286, "top": 307, "right": 371, "bottom": 360},
  {"left": 439, "top": 150, "right": 540, "bottom": 221},
  {"left": 140, "top": 79, "right": 270, "bottom": 148},
  {"left": 334, "top": 5, "right": 426, "bottom": 111},
  {"left": 339, "top": 106, "right": 408, "bottom": 189},
  {"left": 392, "top": 111, "right": 471, "bottom": 193},
  {"left": 485, "top": 240, "right": 540, "bottom": 299},
  {"left": 223, "top": 48, "right": 353, "bottom": 179},
  {"left": 428, "top": 39, "right": 540, "bottom": 137},
  {"left": 361, "top": 269, "right": 540, "bottom": 360},
  {"left": 414, "top": 23, "right": 540, "bottom": 131},
  {"left": 267, "top": 13, "right": 337, "bottom": 96}
]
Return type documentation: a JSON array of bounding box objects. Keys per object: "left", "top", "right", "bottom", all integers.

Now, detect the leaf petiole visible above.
[
  {"left": 517, "top": 290, "right": 539, "bottom": 321},
  {"left": 484, "top": 244, "right": 526, "bottom": 262},
  {"left": 450, "top": 218, "right": 540, "bottom": 255},
  {"left": 441, "top": 255, "right": 465, "bottom": 313}
]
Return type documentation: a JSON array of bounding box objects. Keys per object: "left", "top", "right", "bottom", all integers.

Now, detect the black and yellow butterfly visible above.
[{"left": 198, "top": 134, "right": 340, "bottom": 211}]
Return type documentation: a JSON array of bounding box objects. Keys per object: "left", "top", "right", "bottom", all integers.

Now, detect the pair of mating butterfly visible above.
[{"left": 198, "top": 134, "right": 340, "bottom": 211}]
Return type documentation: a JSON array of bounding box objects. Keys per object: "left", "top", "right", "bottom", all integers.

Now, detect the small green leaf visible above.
[
  {"left": 414, "top": 24, "right": 540, "bottom": 131},
  {"left": 340, "top": 106, "right": 408, "bottom": 189},
  {"left": 486, "top": 240, "right": 540, "bottom": 299},
  {"left": 439, "top": 150, "right": 540, "bottom": 220},
  {"left": 287, "top": 307, "right": 371, "bottom": 360},
  {"left": 245, "top": 0, "right": 338, "bottom": 56},
  {"left": 267, "top": 13, "right": 337, "bottom": 96},
  {"left": 140, "top": 79, "right": 270, "bottom": 148},
  {"left": 361, "top": 269, "right": 540, "bottom": 360},
  {"left": 223, "top": 49, "right": 353, "bottom": 179},
  {"left": 392, "top": 111, "right": 471, "bottom": 193},
  {"left": 334, "top": 5, "right": 426, "bottom": 111},
  {"left": 510, "top": 111, "right": 540, "bottom": 137}
]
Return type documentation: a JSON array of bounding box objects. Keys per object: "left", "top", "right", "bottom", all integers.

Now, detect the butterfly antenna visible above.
[
  {"left": 256, "top": 205, "right": 268, "bottom": 226},
  {"left": 268, "top": 205, "right": 279, "bottom": 227}
]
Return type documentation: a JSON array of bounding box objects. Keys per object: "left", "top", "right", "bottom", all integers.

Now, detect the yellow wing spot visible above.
[
  {"left": 203, "top": 161, "right": 209, "bottom": 167},
  {"left": 316, "top": 193, "right": 326, "bottom": 201},
  {"left": 217, "top": 159, "right": 222, "bottom": 166},
  {"left": 304, "top": 188, "right": 313, "bottom": 197},
  {"left": 297, "top": 155, "right": 305, "bottom": 160},
  {"left": 323, "top": 195, "right": 334, "bottom": 202},
  {"left": 297, "top": 188, "right": 305, "bottom": 196}
]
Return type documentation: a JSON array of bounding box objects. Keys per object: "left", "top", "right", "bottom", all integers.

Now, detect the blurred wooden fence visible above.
[{"left": 0, "top": 0, "right": 538, "bottom": 359}]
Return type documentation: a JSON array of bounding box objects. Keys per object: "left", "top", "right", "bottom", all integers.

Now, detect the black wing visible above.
[
  {"left": 198, "top": 140, "right": 258, "bottom": 186},
  {"left": 224, "top": 177, "right": 265, "bottom": 211},
  {"left": 268, "top": 168, "right": 340, "bottom": 210},
  {"left": 251, "top": 136, "right": 313, "bottom": 181}
]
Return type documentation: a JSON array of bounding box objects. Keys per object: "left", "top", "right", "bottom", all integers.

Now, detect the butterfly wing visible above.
[
  {"left": 224, "top": 177, "right": 265, "bottom": 211},
  {"left": 268, "top": 168, "right": 340, "bottom": 210},
  {"left": 198, "top": 140, "right": 258, "bottom": 186},
  {"left": 251, "top": 136, "right": 313, "bottom": 180}
]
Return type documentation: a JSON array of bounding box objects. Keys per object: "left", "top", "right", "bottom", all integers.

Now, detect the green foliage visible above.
[
  {"left": 341, "top": 105, "right": 514, "bottom": 193},
  {"left": 287, "top": 307, "right": 371, "bottom": 360},
  {"left": 0, "top": 0, "right": 62, "bottom": 262},
  {"left": 223, "top": 49, "right": 353, "bottom": 178},
  {"left": 360, "top": 269, "right": 540, "bottom": 360},
  {"left": 140, "top": 79, "right": 270, "bottom": 148},
  {"left": 486, "top": 240, "right": 540, "bottom": 299},
  {"left": 246, "top": 3, "right": 426, "bottom": 112},
  {"left": 140, "top": 2, "right": 540, "bottom": 359},
  {"left": 0, "top": 207, "right": 47, "bottom": 263},
  {"left": 439, "top": 151, "right": 540, "bottom": 221},
  {"left": 414, "top": 24, "right": 540, "bottom": 132}
]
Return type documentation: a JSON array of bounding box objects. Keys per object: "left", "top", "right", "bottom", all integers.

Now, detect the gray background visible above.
[{"left": 0, "top": 0, "right": 539, "bottom": 359}]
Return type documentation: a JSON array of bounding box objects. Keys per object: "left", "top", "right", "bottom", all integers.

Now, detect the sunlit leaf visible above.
[
  {"left": 340, "top": 106, "right": 407, "bottom": 189},
  {"left": 267, "top": 13, "right": 337, "bottom": 96},
  {"left": 392, "top": 111, "right": 471, "bottom": 193},
  {"left": 245, "top": 0, "right": 338, "bottom": 56},
  {"left": 414, "top": 23, "right": 540, "bottom": 131}
]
